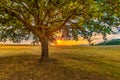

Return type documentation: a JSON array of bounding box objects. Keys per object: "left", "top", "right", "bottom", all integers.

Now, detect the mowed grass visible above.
[{"left": 0, "top": 45, "right": 120, "bottom": 80}]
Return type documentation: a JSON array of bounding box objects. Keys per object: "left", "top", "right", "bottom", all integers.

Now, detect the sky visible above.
[
  {"left": 0, "top": 33, "right": 120, "bottom": 45},
  {"left": 92, "top": 33, "right": 120, "bottom": 44}
]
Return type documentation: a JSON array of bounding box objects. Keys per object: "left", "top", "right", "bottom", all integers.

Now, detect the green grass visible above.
[{"left": 0, "top": 45, "right": 120, "bottom": 80}]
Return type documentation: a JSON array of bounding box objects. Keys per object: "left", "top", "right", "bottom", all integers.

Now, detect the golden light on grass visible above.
[{"left": 0, "top": 46, "right": 120, "bottom": 80}]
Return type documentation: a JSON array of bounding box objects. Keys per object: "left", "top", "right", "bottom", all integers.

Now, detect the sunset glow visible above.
[
  {"left": 56, "top": 40, "right": 62, "bottom": 44},
  {"left": 56, "top": 39, "right": 89, "bottom": 46}
]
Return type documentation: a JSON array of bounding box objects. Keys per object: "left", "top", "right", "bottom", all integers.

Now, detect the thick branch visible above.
[{"left": 48, "top": 15, "right": 72, "bottom": 33}]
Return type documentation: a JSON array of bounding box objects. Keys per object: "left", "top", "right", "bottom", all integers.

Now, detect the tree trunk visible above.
[{"left": 39, "top": 37, "right": 49, "bottom": 62}]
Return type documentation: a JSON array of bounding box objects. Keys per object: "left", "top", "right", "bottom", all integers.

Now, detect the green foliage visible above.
[{"left": 0, "top": 0, "right": 119, "bottom": 43}]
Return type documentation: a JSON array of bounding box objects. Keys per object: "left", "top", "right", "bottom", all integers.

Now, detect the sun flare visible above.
[
  {"left": 56, "top": 40, "right": 62, "bottom": 43},
  {"left": 55, "top": 39, "right": 89, "bottom": 46}
]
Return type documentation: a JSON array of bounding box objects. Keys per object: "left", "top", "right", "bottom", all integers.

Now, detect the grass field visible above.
[{"left": 0, "top": 45, "right": 120, "bottom": 80}]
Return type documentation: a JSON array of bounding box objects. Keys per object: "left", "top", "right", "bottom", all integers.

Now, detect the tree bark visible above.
[{"left": 39, "top": 37, "right": 49, "bottom": 62}]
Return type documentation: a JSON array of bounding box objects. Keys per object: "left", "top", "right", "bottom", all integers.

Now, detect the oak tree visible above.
[{"left": 0, "top": 0, "right": 119, "bottom": 61}]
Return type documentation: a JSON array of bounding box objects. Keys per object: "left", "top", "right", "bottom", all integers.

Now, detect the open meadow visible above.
[{"left": 0, "top": 45, "right": 120, "bottom": 80}]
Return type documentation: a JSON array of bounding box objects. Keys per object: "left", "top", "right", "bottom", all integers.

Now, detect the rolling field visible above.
[{"left": 0, "top": 45, "right": 120, "bottom": 80}]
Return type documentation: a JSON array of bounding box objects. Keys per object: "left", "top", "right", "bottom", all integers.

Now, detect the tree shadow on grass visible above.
[
  {"left": 0, "top": 54, "right": 113, "bottom": 80},
  {"left": 56, "top": 53, "right": 120, "bottom": 80}
]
